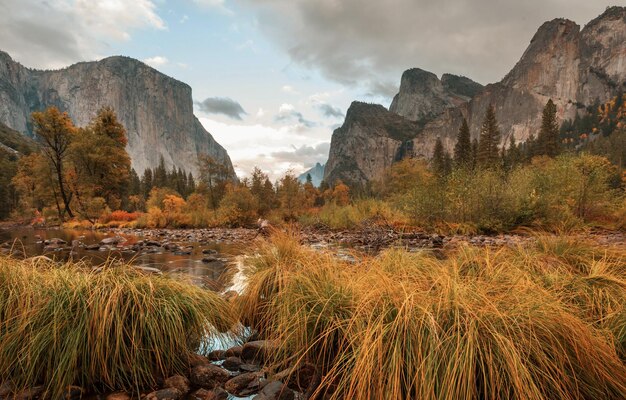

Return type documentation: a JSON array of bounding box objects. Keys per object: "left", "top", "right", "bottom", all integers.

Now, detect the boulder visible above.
[
  {"left": 105, "top": 393, "right": 132, "bottom": 400},
  {"left": 189, "top": 364, "right": 230, "bottom": 389},
  {"left": 100, "top": 236, "right": 127, "bottom": 245},
  {"left": 64, "top": 385, "right": 84, "bottom": 400},
  {"left": 204, "top": 387, "right": 228, "bottom": 400},
  {"left": 207, "top": 350, "right": 226, "bottom": 361},
  {"left": 163, "top": 375, "right": 190, "bottom": 395},
  {"left": 254, "top": 381, "right": 294, "bottom": 400},
  {"left": 142, "top": 388, "right": 182, "bottom": 400},
  {"left": 45, "top": 238, "right": 66, "bottom": 245},
  {"left": 273, "top": 362, "right": 320, "bottom": 393},
  {"left": 241, "top": 340, "right": 279, "bottom": 363},
  {"left": 221, "top": 356, "right": 243, "bottom": 372},
  {"left": 223, "top": 372, "right": 263, "bottom": 397},
  {"left": 224, "top": 346, "right": 242, "bottom": 358},
  {"left": 187, "top": 353, "right": 211, "bottom": 367}
]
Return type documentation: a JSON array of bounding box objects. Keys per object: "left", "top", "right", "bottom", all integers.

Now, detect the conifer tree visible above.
[
  {"left": 154, "top": 156, "right": 168, "bottom": 188},
  {"left": 471, "top": 138, "right": 479, "bottom": 170},
  {"left": 141, "top": 168, "right": 153, "bottom": 199},
  {"left": 432, "top": 137, "right": 448, "bottom": 175},
  {"left": 432, "top": 138, "right": 452, "bottom": 176},
  {"left": 538, "top": 99, "right": 560, "bottom": 157},
  {"left": 477, "top": 104, "right": 501, "bottom": 167},
  {"left": 453, "top": 117, "right": 472, "bottom": 168}
]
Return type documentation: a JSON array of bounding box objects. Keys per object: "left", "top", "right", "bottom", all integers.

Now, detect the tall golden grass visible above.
[
  {"left": 0, "top": 256, "right": 235, "bottom": 398},
  {"left": 238, "top": 232, "right": 626, "bottom": 399}
]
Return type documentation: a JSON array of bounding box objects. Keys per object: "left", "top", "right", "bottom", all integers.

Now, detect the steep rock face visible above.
[
  {"left": 389, "top": 68, "right": 482, "bottom": 123},
  {"left": 454, "top": 7, "right": 626, "bottom": 148},
  {"left": 324, "top": 102, "right": 420, "bottom": 186},
  {"left": 325, "top": 7, "right": 626, "bottom": 186},
  {"left": 0, "top": 51, "right": 235, "bottom": 178}
]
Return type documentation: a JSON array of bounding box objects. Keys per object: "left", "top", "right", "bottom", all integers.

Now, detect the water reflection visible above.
[{"left": 0, "top": 226, "right": 243, "bottom": 291}]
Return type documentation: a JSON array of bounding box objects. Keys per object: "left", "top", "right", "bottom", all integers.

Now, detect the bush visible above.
[
  {"left": 0, "top": 255, "right": 235, "bottom": 397},
  {"left": 99, "top": 210, "right": 142, "bottom": 224}
]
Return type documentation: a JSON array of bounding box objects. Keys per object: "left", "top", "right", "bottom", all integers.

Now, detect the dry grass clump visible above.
[
  {"left": 238, "top": 233, "right": 626, "bottom": 399},
  {"left": 0, "top": 255, "right": 235, "bottom": 398}
]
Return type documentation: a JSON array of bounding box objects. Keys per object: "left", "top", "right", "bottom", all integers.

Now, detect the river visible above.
[{"left": 0, "top": 226, "right": 246, "bottom": 291}]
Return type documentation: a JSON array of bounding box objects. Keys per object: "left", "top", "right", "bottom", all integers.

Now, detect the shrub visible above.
[{"left": 99, "top": 210, "right": 142, "bottom": 224}]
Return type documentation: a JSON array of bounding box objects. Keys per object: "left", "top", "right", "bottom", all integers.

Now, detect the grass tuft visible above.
[
  {"left": 0, "top": 255, "right": 235, "bottom": 398},
  {"left": 239, "top": 233, "right": 626, "bottom": 399}
]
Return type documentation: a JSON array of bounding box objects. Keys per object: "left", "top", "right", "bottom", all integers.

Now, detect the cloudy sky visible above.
[{"left": 0, "top": 0, "right": 620, "bottom": 178}]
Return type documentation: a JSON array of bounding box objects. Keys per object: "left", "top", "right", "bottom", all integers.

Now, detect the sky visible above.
[{"left": 0, "top": 0, "right": 622, "bottom": 179}]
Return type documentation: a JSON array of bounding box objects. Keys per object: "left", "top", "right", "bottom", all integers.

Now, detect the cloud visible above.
[
  {"left": 143, "top": 56, "right": 169, "bottom": 67},
  {"left": 199, "top": 118, "right": 329, "bottom": 179},
  {"left": 282, "top": 85, "right": 299, "bottom": 95},
  {"left": 192, "top": 0, "right": 233, "bottom": 15},
  {"left": 196, "top": 97, "right": 248, "bottom": 120},
  {"left": 240, "top": 0, "right": 611, "bottom": 95},
  {"left": 180, "top": 15, "right": 189, "bottom": 23},
  {"left": 316, "top": 103, "right": 344, "bottom": 119},
  {"left": 270, "top": 142, "right": 330, "bottom": 165},
  {"left": 275, "top": 104, "right": 316, "bottom": 128},
  {"left": 0, "top": 0, "right": 165, "bottom": 69}
]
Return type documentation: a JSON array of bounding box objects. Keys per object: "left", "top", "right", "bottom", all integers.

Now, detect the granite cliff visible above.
[
  {"left": 0, "top": 51, "right": 235, "bottom": 178},
  {"left": 325, "top": 6, "right": 626, "bottom": 186}
]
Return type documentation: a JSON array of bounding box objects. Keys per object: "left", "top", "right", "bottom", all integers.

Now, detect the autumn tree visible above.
[
  {"left": 277, "top": 172, "right": 303, "bottom": 220},
  {"left": 324, "top": 180, "right": 350, "bottom": 206},
  {"left": 249, "top": 167, "right": 275, "bottom": 216},
  {"left": 537, "top": 99, "right": 560, "bottom": 157},
  {"left": 453, "top": 117, "right": 472, "bottom": 168},
  {"left": 12, "top": 153, "right": 61, "bottom": 218},
  {"left": 32, "top": 107, "right": 77, "bottom": 219},
  {"left": 198, "top": 154, "right": 230, "bottom": 210},
  {"left": 477, "top": 104, "right": 502, "bottom": 168},
  {"left": 68, "top": 107, "right": 131, "bottom": 220}
]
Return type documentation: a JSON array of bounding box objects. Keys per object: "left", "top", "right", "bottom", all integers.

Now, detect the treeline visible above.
[
  {"left": 3, "top": 100, "right": 625, "bottom": 233},
  {"left": 430, "top": 99, "right": 563, "bottom": 176}
]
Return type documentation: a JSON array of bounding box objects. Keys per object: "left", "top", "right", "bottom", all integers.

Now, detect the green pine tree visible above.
[
  {"left": 538, "top": 99, "right": 560, "bottom": 157},
  {"left": 432, "top": 137, "right": 449, "bottom": 176},
  {"left": 477, "top": 104, "right": 502, "bottom": 168},
  {"left": 453, "top": 117, "right": 472, "bottom": 168}
]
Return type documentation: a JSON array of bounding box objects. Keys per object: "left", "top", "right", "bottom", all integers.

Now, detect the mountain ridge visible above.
[{"left": 324, "top": 6, "right": 626, "bottom": 186}]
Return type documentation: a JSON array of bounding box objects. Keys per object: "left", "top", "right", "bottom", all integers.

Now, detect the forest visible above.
[{"left": 1, "top": 95, "right": 624, "bottom": 234}]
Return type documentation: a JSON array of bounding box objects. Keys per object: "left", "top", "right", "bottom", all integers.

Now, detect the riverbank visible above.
[{"left": 0, "top": 232, "right": 625, "bottom": 399}]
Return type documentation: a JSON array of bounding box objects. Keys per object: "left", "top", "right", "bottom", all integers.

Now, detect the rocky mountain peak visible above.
[
  {"left": 441, "top": 74, "right": 484, "bottom": 99},
  {"left": 389, "top": 67, "right": 482, "bottom": 124},
  {"left": 324, "top": 7, "right": 626, "bottom": 187}
]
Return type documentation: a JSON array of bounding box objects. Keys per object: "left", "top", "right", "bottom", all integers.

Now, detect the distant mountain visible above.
[
  {"left": 0, "top": 51, "right": 236, "bottom": 179},
  {"left": 325, "top": 6, "right": 626, "bottom": 186},
  {"left": 298, "top": 162, "right": 326, "bottom": 187}
]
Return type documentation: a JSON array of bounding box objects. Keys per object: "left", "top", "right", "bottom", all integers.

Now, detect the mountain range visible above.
[{"left": 324, "top": 6, "right": 626, "bottom": 186}]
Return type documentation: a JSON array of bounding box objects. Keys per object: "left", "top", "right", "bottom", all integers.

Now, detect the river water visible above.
[{"left": 0, "top": 226, "right": 245, "bottom": 291}]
